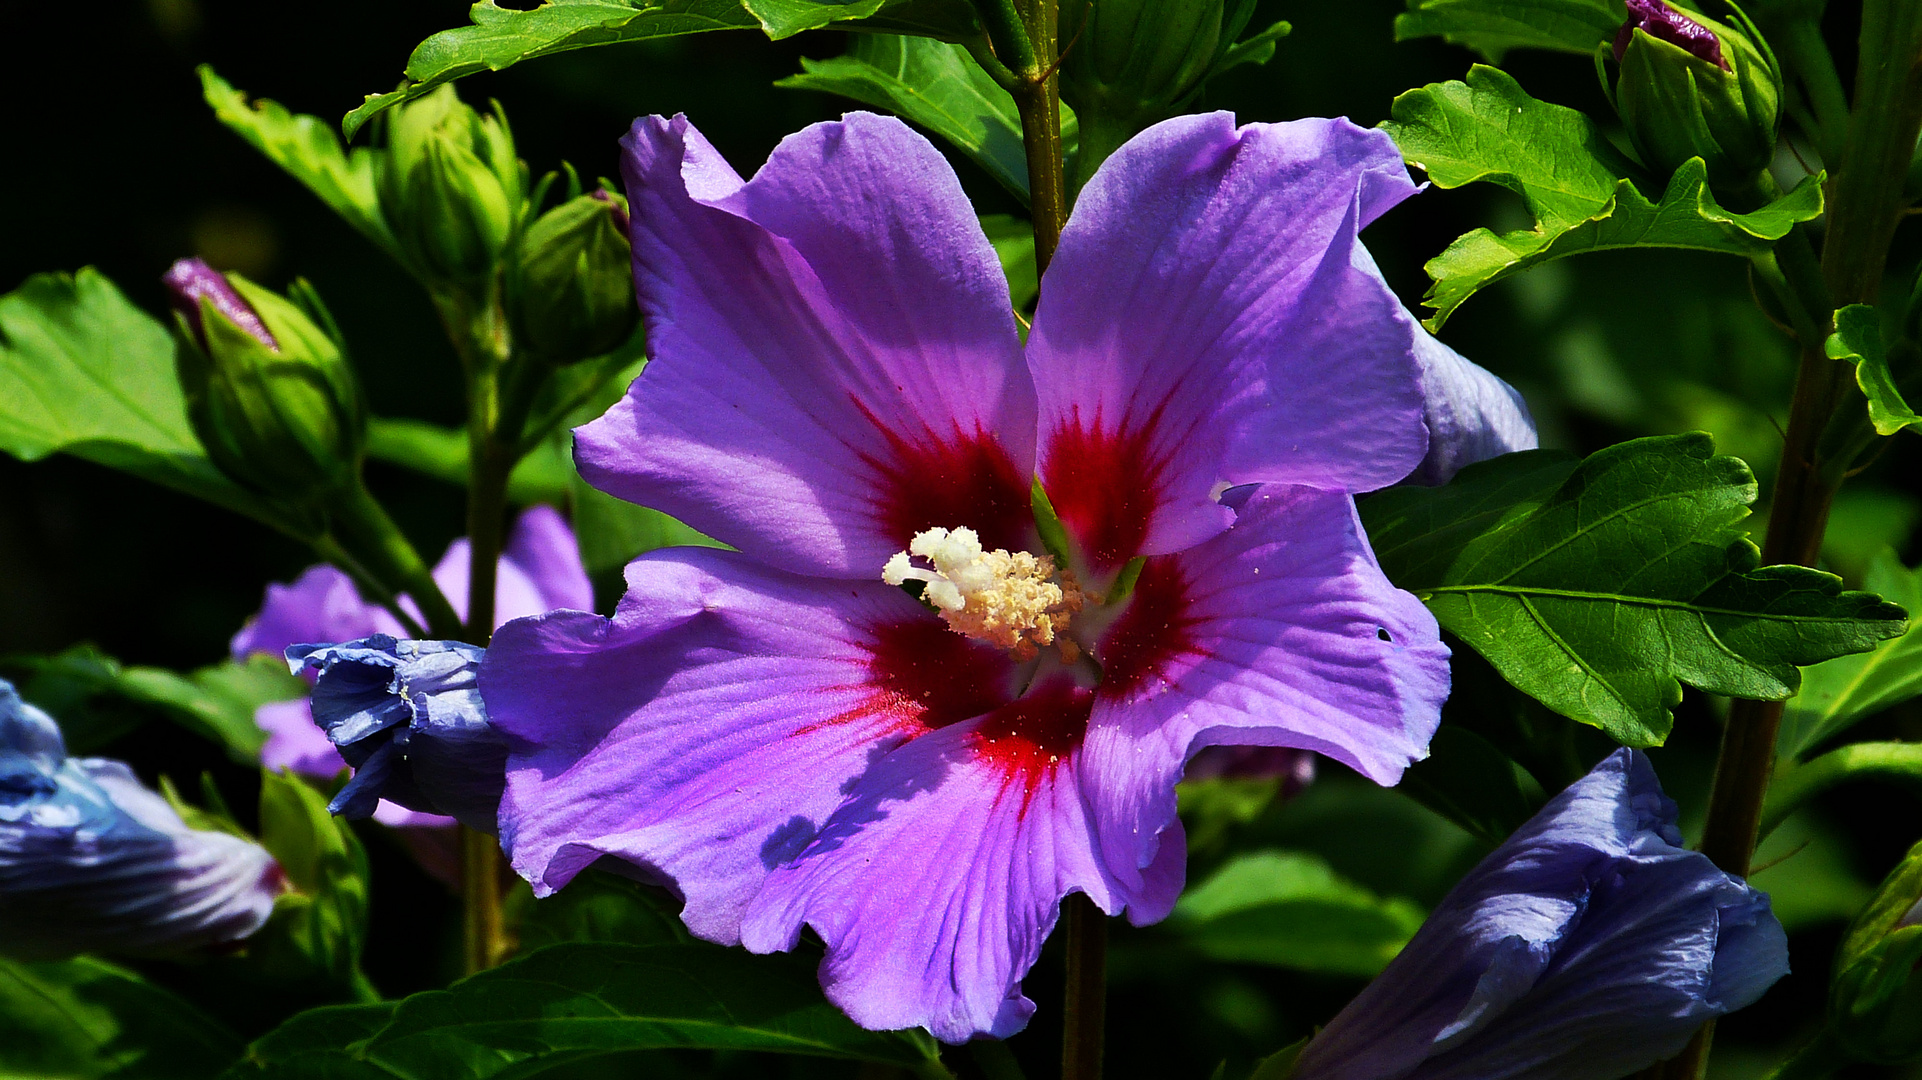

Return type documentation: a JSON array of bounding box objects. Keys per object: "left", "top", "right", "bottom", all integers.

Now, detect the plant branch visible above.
[{"left": 1061, "top": 894, "right": 1106, "bottom": 1080}]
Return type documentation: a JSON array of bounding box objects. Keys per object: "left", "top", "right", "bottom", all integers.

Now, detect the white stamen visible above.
[{"left": 882, "top": 527, "right": 1084, "bottom": 660}]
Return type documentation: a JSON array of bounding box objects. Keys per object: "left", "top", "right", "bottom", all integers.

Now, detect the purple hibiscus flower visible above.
[
  {"left": 1292, "top": 749, "right": 1788, "bottom": 1080},
  {"left": 233, "top": 504, "right": 591, "bottom": 832},
  {"left": 482, "top": 110, "right": 1534, "bottom": 1042}
]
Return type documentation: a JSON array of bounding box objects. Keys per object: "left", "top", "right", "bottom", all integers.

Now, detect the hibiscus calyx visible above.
[{"left": 883, "top": 526, "right": 1087, "bottom": 661}]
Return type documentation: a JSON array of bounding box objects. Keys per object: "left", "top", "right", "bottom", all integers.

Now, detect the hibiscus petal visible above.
[
  {"left": 1349, "top": 245, "right": 1537, "bottom": 486},
  {"left": 1029, "top": 114, "right": 1432, "bottom": 570},
  {"left": 739, "top": 677, "right": 1183, "bottom": 1043},
  {"left": 580, "top": 113, "right": 1035, "bottom": 579},
  {"left": 486, "top": 548, "right": 1016, "bottom": 943},
  {"left": 1081, "top": 484, "right": 1449, "bottom": 892},
  {"left": 230, "top": 565, "right": 401, "bottom": 662},
  {"left": 433, "top": 505, "right": 595, "bottom": 627}
]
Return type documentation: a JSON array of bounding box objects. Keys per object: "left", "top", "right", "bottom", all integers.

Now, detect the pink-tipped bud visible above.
[
  {"left": 162, "top": 258, "right": 278, "bottom": 352},
  {"left": 1614, "top": 0, "right": 1727, "bottom": 69}
]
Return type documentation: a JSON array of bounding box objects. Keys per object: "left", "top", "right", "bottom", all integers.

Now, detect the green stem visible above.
[
  {"left": 311, "top": 534, "right": 426, "bottom": 638},
  {"left": 1762, "top": 742, "right": 1922, "bottom": 835},
  {"left": 323, "top": 481, "right": 463, "bottom": 639},
  {"left": 1060, "top": 894, "right": 1106, "bottom": 1080},
  {"left": 1067, "top": 110, "right": 1134, "bottom": 201},
  {"left": 1657, "top": 6, "right": 1922, "bottom": 1077},
  {"left": 460, "top": 825, "right": 505, "bottom": 975}
]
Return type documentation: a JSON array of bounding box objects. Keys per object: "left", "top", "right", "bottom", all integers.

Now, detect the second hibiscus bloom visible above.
[{"left": 481, "top": 110, "right": 1533, "bottom": 1041}]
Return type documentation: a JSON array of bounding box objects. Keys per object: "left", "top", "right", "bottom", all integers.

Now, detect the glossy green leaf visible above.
[
  {"left": 247, "top": 771, "right": 375, "bottom": 1001},
  {"left": 1780, "top": 550, "right": 1922, "bottom": 758},
  {"left": 1383, "top": 66, "right": 1825, "bottom": 329},
  {"left": 344, "top": 0, "right": 979, "bottom": 139},
  {"left": 0, "top": 270, "right": 305, "bottom": 535},
  {"left": 1362, "top": 434, "right": 1908, "bottom": 746},
  {"left": 778, "top": 36, "right": 1080, "bottom": 203},
  {"left": 222, "top": 1003, "right": 399, "bottom": 1080},
  {"left": 1828, "top": 303, "right": 1922, "bottom": 436},
  {"left": 0, "top": 955, "right": 242, "bottom": 1079},
  {"left": 1394, "top": 0, "right": 1624, "bottom": 60},
  {"left": 1164, "top": 851, "right": 1426, "bottom": 977},
  {"left": 0, "top": 647, "right": 301, "bottom": 763},
  {"left": 225, "top": 943, "right": 949, "bottom": 1078},
  {"left": 1747, "top": 811, "right": 1873, "bottom": 931},
  {"left": 201, "top": 67, "right": 397, "bottom": 256}
]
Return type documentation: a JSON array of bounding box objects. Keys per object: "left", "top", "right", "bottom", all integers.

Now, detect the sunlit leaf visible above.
[
  {"left": 1828, "top": 303, "right": 1922, "bottom": 436},
  {"left": 1362, "top": 434, "right": 1908, "bottom": 745},
  {"left": 1395, "top": 0, "right": 1625, "bottom": 60},
  {"left": 1383, "top": 66, "right": 1824, "bottom": 329},
  {"left": 343, "top": 0, "right": 980, "bottom": 139}
]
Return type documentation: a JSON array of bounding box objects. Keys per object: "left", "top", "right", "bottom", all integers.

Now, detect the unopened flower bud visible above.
[
  {"left": 377, "top": 86, "right": 523, "bottom": 287},
  {"left": 508, "top": 189, "right": 639, "bottom": 364},
  {"left": 1608, "top": 0, "right": 1782, "bottom": 189},
  {"left": 1061, "top": 0, "right": 1223, "bottom": 127},
  {"left": 1831, "top": 838, "right": 1922, "bottom": 1063},
  {"left": 0, "top": 679, "right": 282, "bottom": 960},
  {"left": 164, "top": 259, "right": 366, "bottom": 503},
  {"left": 290, "top": 636, "right": 504, "bottom": 834}
]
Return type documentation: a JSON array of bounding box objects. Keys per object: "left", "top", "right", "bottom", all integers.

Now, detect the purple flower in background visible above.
[
  {"left": 232, "top": 505, "right": 591, "bottom": 830},
  {"left": 0, "top": 679, "right": 282, "bottom": 960},
  {"left": 483, "top": 111, "right": 1532, "bottom": 1042},
  {"left": 1614, "top": 0, "right": 1727, "bottom": 69},
  {"left": 1292, "top": 749, "right": 1789, "bottom": 1080}
]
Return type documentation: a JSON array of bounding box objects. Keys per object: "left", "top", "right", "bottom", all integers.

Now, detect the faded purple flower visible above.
[
  {"left": 0, "top": 679, "right": 282, "bottom": 960},
  {"left": 232, "top": 505, "right": 590, "bottom": 829},
  {"left": 484, "top": 111, "right": 1532, "bottom": 1042},
  {"left": 1614, "top": 0, "right": 1727, "bottom": 69},
  {"left": 1292, "top": 749, "right": 1788, "bottom": 1080},
  {"left": 163, "top": 256, "right": 278, "bottom": 351}
]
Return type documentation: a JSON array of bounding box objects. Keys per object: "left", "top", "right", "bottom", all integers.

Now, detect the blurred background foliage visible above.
[{"left": 3, "top": 1, "right": 1920, "bottom": 1076}]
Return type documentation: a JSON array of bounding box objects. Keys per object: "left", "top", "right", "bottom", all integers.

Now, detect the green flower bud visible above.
[
  {"left": 507, "top": 190, "right": 638, "bottom": 365},
  {"left": 1608, "top": 0, "right": 1782, "bottom": 190},
  {"left": 377, "top": 86, "right": 523, "bottom": 287},
  {"left": 1830, "top": 838, "right": 1922, "bottom": 1064},
  {"left": 1061, "top": 0, "right": 1223, "bottom": 126},
  {"left": 164, "top": 259, "right": 365, "bottom": 502}
]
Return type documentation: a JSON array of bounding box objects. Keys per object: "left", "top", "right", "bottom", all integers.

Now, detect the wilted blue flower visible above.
[
  {"left": 233, "top": 505, "right": 590, "bottom": 832},
  {"left": 0, "top": 679, "right": 281, "bottom": 960},
  {"left": 288, "top": 636, "right": 501, "bottom": 833},
  {"left": 1292, "top": 748, "right": 1788, "bottom": 1080}
]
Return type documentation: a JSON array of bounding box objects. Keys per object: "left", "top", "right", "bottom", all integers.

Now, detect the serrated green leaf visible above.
[
  {"left": 1394, "top": 0, "right": 1624, "bottom": 61},
  {"left": 1362, "top": 434, "right": 1908, "bottom": 745},
  {"left": 1828, "top": 303, "right": 1922, "bottom": 436},
  {"left": 1780, "top": 550, "right": 1922, "bottom": 758},
  {"left": 1165, "top": 851, "right": 1426, "bottom": 977},
  {"left": 0, "top": 270, "right": 311, "bottom": 537},
  {"left": 1383, "top": 66, "right": 1824, "bottom": 329},
  {"left": 200, "top": 67, "right": 397, "bottom": 256},
  {"left": 344, "top": 0, "right": 979, "bottom": 139},
  {"left": 225, "top": 943, "right": 948, "bottom": 1078},
  {"left": 222, "top": 1003, "right": 399, "bottom": 1080},
  {"left": 777, "top": 36, "right": 1079, "bottom": 203},
  {"left": 0, "top": 955, "right": 242, "bottom": 1079},
  {"left": 1247, "top": 1038, "right": 1307, "bottom": 1080}
]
